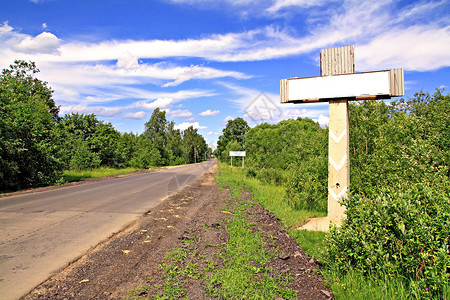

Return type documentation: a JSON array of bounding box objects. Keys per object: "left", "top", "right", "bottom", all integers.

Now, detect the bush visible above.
[
  {"left": 70, "top": 140, "right": 101, "bottom": 170},
  {"left": 326, "top": 179, "right": 450, "bottom": 298},
  {"left": 256, "top": 168, "right": 284, "bottom": 185},
  {"left": 285, "top": 155, "right": 328, "bottom": 212},
  {"left": 245, "top": 167, "right": 257, "bottom": 178}
]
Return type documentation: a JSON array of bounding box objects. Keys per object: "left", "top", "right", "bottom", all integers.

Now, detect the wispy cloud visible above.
[
  {"left": 169, "top": 109, "right": 193, "bottom": 118},
  {"left": 134, "top": 97, "right": 175, "bottom": 110},
  {"left": 267, "top": 0, "right": 335, "bottom": 12},
  {"left": 2, "top": 1, "right": 449, "bottom": 71},
  {"left": 123, "top": 111, "right": 146, "bottom": 120},
  {"left": 59, "top": 104, "right": 124, "bottom": 117},
  {"left": 199, "top": 109, "right": 220, "bottom": 116}
]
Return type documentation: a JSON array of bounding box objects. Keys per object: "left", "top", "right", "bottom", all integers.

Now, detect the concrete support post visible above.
[{"left": 328, "top": 99, "right": 349, "bottom": 220}]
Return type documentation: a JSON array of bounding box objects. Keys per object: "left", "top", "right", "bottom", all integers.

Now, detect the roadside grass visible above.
[
  {"left": 206, "top": 198, "right": 296, "bottom": 299},
  {"left": 216, "top": 164, "right": 325, "bottom": 228},
  {"left": 321, "top": 267, "right": 434, "bottom": 300},
  {"left": 216, "top": 162, "right": 426, "bottom": 299},
  {"left": 61, "top": 167, "right": 143, "bottom": 183}
]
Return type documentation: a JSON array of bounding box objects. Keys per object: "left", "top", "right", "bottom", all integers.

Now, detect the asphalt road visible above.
[{"left": 0, "top": 160, "right": 216, "bottom": 300}]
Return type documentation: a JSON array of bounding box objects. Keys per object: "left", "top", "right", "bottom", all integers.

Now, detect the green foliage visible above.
[
  {"left": 216, "top": 117, "right": 249, "bottom": 161},
  {"left": 144, "top": 108, "right": 169, "bottom": 165},
  {"left": 57, "top": 113, "right": 122, "bottom": 169},
  {"left": 215, "top": 89, "right": 449, "bottom": 299},
  {"left": 69, "top": 138, "right": 101, "bottom": 170},
  {"left": 129, "top": 136, "right": 161, "bottom": 168},
  {"left": 182, "top": 125, "right": 208, "bottom": 164},
  {"left": 327, "top": 90, "right": 450, "bottom": 298},
  {"left": 244, "top": 118, "right": 328, "bottom": 212},
  {"left": 349, "top": 91, "right": 449, "bottom": 196},
  {"left": 326, "top": 181, "right": 450, "bottom": 298},
  {"left": 0, "top": 60, "right": 62, "bottom": 191}
]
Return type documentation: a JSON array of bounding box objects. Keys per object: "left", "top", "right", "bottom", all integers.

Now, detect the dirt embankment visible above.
[{"left": 24, "top": 167, "right": 332, "bottom": 299}]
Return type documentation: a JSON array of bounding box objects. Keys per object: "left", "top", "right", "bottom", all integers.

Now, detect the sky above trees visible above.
[{"left": 1, "top": 0, "right": 449, "bottom": 148}]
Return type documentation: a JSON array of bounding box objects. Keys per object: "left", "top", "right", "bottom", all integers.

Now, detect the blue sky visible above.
[{"left": 1, "top": 0, "right": 449, "bottom": 148}]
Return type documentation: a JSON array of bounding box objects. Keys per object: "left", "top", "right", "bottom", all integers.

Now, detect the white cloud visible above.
[
  {"left": 317, "top": 114, "right": 329, "bottom": 127},
  {"left": 134, "top": 97, "right": 175, "bottom": 110},
  {"left": 357, "top": 25, "right": 450, "bottom": 71},
  {"left": 13, "top": 32, "right": 60, "bottom": 54},
  {"left": 123, "top": 111, "right": 146, "bottom": 120},
  {"left": 169, "top": 109, "right": 193, "bottom": 118},
  {"left": 0, "top": 0, "right": 448, "bottom": 128},
  {"left": 267, "top": 0, "right": 333, "bottom": 12},
  {"left": 59, "top": 104, "right": 124, "bottom": 117},
  {"left": 175, "top": 121, "right": 208, "bottom": 130},
  {"left": 0, "top": 22, "right": 13, "bottom": 34},
  {"left": 117, "top": 51, "right": 139, "bottom": 69},
  {"left": 162, "top": 64, "right": 250, "bottom": 87},
  {"left": 2, "top": 2, "right": 449, "bottom": 74},
  {"left": 161, "top": 1, "right": 450, "bottom": 71},
  {"left": 199, "top": 109, "right": 220, "bottom": 116},
  {"left": 207, "top": 131, "right": 213, "bottom": 135}
]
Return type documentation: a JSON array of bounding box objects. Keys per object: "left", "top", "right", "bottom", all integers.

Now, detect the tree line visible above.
[
  {"left": 216, "top": 89, "right": 449, "bottom": 296},
  {"left": 0, "top": 60, "right": 210, "bottom": 192}
]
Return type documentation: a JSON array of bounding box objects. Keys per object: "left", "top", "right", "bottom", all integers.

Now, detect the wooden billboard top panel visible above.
[
  {"left": 320, "top": 45, "right": 355, "bottom": 76},
  {"left": 280, "top": 69, "right": 404, "bottom": 104}
]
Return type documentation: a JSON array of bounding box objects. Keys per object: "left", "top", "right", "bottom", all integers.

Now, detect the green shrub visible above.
[
  {"left": 256, "top": 167, "right": 284, "bottom": 185},
  {"left": 285, "top": 155, "right": 327, "bottom": 212},
  {"left": 326, "top": 180, "right": 450, "bottom": 298},
  {"left": 69, "top": 139, "right": 101, "bottom": 170}
]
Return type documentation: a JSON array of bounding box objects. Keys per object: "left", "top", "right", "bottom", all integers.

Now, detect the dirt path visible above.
[{"left": 23, "top": 167, "right": 333, "bottom": 299}]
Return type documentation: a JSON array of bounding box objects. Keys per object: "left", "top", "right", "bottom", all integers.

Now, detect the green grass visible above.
[
  {"left": 287, "top": 229, "right": 327, "bottom": 262},
  {"left": 216, "top": 164, "right": 325, "bottom": 228},
  {"left": 215, "top": 162, "right": 434, "bottom": 299},
  {"left": 206, "top": 198, "right": 296, "bottom": 299},
  {"left": 61, "top": 167, "right": 143, "bottom": 183},
  {"left": 321, "top": 267, "right": 436, "bottom": 300}
]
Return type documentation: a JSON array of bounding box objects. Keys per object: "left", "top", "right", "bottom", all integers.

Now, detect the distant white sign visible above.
[{"left": 229, "top": 151, "right": 246, "bottom": 157}]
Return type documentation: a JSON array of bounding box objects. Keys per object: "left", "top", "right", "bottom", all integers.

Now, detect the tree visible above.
[
  {"left": 58, "top": 113, "right": 122, "bottom": 169},
  {"left": 182, "top": 126, "right": 207, "bottom": 164},
  {"left": 216, "top": 117, "right": 249, "bottom": 161},
  {"left": 166, "top": 121, "right": 184, "bottom": 165},
  {"left": 115, "top": 132, "right": 139, "bottom": 167},
  {"left": 144, "top": 108, "right": 168, "bottom": 165},
  {"left": 130, "top": 135, "right": 161, "bottom": 169},
  {"left": 69, "top": 138, "right": 101, "bottom": 170},
  {"left": 0, "top": 60, "right": 62, "bottom": 190}
]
